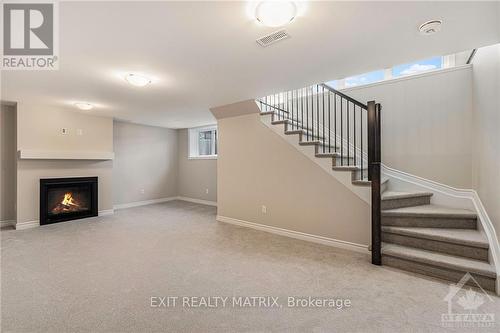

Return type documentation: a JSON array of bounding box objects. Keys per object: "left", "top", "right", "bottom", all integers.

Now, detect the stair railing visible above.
[{"left": 257, "top": 84, "right": 382, "bottom": 265}]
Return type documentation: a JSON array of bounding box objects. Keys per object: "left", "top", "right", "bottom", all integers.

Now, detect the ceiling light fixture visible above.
[
  {"left": 419, "top": 20, "right": 442, "bottom": 35},
  {"left": 255, "top": 1, "right": 297, "bottom": 27},
  {"left": 125, "top": 73, "right": 152, "bottom": 87},
  {"left": 74, "top": 102, "right": 94, "bottom": 110}
]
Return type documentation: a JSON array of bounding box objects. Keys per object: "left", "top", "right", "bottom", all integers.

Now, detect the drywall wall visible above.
[
  {"left": 113, "top": 121, "right": 178, "bottom": 205},
  {"left": 217, "top": 113, "right": 370, "bottom": 246},
  {"left": 177, "top": 129, "right": 217, "bottom": 202},
  {"left": 16, "top": 104, "right": 114, "bottom": 225},
  {"left": 1, "top": 104, "right": 16, "bottom": 222},
  {"left": 471, "top": 43, "right": 500, "bottom": 240},
  {"left": 345, "top": 66, "right": 473, "bottom": 188},
  {"left": 17, "top": 104, "right": 113, "bottom": 152}
]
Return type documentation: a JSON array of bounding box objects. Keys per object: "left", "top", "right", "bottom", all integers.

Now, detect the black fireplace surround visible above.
[{"left": 40, "top": 177, "right": 98, "bottom": 225}]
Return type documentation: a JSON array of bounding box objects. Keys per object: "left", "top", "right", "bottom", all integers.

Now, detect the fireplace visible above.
[{"left": 40, "top": 177, "right": 98, "bottom": 225}]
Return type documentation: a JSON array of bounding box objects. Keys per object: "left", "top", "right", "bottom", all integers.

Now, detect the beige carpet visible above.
[{"left": 1, "top": 200, "right": 499, "bottom": 332}]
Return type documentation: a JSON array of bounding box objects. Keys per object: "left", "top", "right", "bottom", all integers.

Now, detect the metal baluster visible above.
[
  {"left": 354, "top": 104, "right": 356, "bottom": 166},
  {"left": 347, "top": 101, "right": 350, "bottom": 165},
  {"left": 322, "top": 85, "right": 325, "bottom": 153},
  {"left": 311, "top": 86, "right": 314, "bottom": 141},
  {"left": 328, "top": 90, "right": 331, "bottom": 153},
  {"left": 340, "top": 97, "right": 343, "bottom": 165},
  {"left": 316, "top": 85, "right": 320, "bottom": 146}
]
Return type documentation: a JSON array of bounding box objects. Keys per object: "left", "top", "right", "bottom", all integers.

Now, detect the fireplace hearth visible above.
[{"left": 40, "top": 177, "right": 98, "bottom": 225}]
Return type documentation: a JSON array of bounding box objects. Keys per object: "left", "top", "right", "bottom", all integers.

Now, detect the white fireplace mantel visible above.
[{"left": 18, "top": 150, "right": 114, "bottom": 160}]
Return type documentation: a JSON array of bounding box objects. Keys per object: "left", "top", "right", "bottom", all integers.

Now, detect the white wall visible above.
[
  {"left": 113, "top": 121, "right": 178, "bottom": 205},
  {"left": 177, "top": 129, "right": 217, "bottom": 202},
  {"left": 472, "top": 43, "right": 500, "bottom": 241},
  {"left": 345, "top": 66, "right": 473, "bottom": 188},
  {"left": 1, "top": 104, "right": 16, "bottom": 222}
]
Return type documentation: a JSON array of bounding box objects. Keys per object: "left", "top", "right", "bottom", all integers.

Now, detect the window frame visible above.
[{"left": 188, "top": 125, "right": 218, "bottom": 160}]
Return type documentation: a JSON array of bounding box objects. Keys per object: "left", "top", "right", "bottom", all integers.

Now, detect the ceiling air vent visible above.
[{"left": 256, "top": 29, "right": 290, "bottom": 47}]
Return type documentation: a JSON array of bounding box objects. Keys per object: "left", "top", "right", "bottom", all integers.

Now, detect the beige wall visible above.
[
  {"left": 17, "top": 104, "right": 113, "bottom": 152},
  {"left": 1, "top": 104, "right": 16, "bottom": 221},
  {"left": 177, "top": 129, "right": 217, "bottom": 202},
  {"left": 472, "top": 44, "right": 500, "bottom": 240},
  {"left": 113, "top": 121, "right": 178, "bottom": 205},
  {"left": 217, "top": 113, "right": 370, "bottom": 245},
  {"left": 346, "top": 66, "right": 474, "bottom": 188},
  {"left": 16, "top": 104, "right": 114, "bottom": 224}
]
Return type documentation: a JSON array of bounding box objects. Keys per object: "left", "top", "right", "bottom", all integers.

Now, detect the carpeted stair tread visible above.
[
  {"left": 382, "top": 226, "right": 489, "bottom": 248},
  {"left": 382, "top": 191, "right": 433, "bottom": 201},
  {"left": 382, "top": 204, "right": 476, "bottom": 219},
  {"left": 381, "top": 243, "right": 496, "bottom": 278}
]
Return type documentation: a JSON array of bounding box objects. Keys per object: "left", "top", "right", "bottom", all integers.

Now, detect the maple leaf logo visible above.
[{"left": 457, "top": 289, "right": 484, "bottom": 310}]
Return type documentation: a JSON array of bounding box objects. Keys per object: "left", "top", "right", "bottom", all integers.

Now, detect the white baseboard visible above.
[
  {"left": 15, "top": 220, "right": 39, "bottom": 230},
  {"left": 113, "top": 197, "right": 177, "bottom": 210},
  {"left": 216, "top": 215, "right": 369, "bottom": 254},
  {"left": 0, "top": 220, "right": 15, "bottom": 228},
  {"left": 177, "top": 196, "right": 217, "bottom": 207},
  {"left": 98, "top": 209, "right": 114, "bottom": 216}
]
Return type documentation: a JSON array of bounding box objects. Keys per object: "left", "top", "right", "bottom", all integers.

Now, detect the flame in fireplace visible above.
[
  {"left": 51, "top": 191, "right": 84, "bottom": 214},
  {"left": 61, "top": 192, "right": 78, "bottom": 206}
]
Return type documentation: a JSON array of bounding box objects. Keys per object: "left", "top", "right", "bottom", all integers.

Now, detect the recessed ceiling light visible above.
[
  {"left": 74, "top": 102, "right": 93, "bottom": 110},
  {"left": 125, "top": 73, "right": 152, "bottom": 87},
  {"left": 255, "top": 1, "right": 297, "bottom": 27},
  {"left": 419, "top": 20, "right": 442, "bottom": 35}
]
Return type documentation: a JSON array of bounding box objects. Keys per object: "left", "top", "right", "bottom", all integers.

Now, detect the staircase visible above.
[
  {"left": 381, "top": 191, "right": 496, "bottom": 291},
  {"left": 257, "top": 84, "right": 497, "bottom": 293}
]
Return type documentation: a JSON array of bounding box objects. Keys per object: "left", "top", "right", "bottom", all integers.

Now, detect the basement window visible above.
[{"left": 188, "top": 125, "right": 217, "bottom": 159}]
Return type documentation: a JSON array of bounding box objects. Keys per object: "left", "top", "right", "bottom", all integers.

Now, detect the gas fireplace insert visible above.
[{"left": 40, "top": 177, "right": 98, "bottom": 225}]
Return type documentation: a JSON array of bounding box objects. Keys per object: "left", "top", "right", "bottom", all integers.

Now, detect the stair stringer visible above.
[
  {"left": 381, "top": 164, "right": 500, "bottom": 295},
  {"left": 260, "top": 112, "right": 371, "bottom": 204}
]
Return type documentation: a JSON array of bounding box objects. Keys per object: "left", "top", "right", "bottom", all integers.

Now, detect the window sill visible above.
[{"left": 188, "top": 155, "right": 218, "bottom": 160}]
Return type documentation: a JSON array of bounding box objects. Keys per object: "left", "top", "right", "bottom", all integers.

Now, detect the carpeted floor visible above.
[{"left": 1, "top": 200, "right": 499, "bottom": 332}]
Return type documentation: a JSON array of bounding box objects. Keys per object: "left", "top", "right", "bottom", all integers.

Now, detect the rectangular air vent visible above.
[{"left": 256, "top": 29, "right": 290, "bottom": 47}]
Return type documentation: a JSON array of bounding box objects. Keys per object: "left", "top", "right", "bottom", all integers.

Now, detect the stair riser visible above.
[
  {"left": 382, "top": 255, "right": 496, "bottom": 292},
  {"left": 382, "top": 196, "right": 431, "bottom": 210},
  {"left": 382, "top": 233, "right": 489, "bottom": 261},
  {"left": 382, "top": 216, "right": 477, "bottom": 229}
]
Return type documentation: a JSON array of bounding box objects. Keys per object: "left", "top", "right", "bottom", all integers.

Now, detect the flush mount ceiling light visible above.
[
  {"left": 124, "top": 73, "right": 152, "bottom": 87},
  {"left": 74, "top": 102, "right": 94, "bottom": 111},
  {"left": 255, "top": 1, "right": 297, "bottom": 27},
  {"left": 419, "top": 20, "right": 443, "bottom": 35}
]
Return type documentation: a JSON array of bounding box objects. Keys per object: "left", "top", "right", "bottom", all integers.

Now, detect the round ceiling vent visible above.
[{"left": 419, "top": 20, "right": 442, "bottom": 35}]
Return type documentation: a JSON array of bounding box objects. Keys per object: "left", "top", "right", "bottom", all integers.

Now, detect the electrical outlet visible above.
[
  {"left": 76, "top": 129, "right": 83, "bottom": 136},
  {"left": 140, "top": 189, "right": 145, "bottom": 194},
  {"left": 205, "top": 188, "right": 209, "bottom": 194},
  {"left": 61, "top": 128, "right": 69, "bottom": 135},
  {"left": 261, "top": 205, "right": 267, "bottom": 214}
]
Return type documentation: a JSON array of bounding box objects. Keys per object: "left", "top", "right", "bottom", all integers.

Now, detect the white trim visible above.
[
  {"left": 187, "top": 155, "right": 217, "bottom": 160},
  {"left": 340, "top": 64, "right": 471, "bottom": 93},
  {"left": 18, "top": 150, "right": 114, "bottom": 160},
  {"left": 15, "top": 220, "right": 39, "bottom": 230},
  {"left": 0, "top": 220, "right": 15, "bottom": 228},
  {"left": 98, "top": 209, "right": 114, "bottom": 216},
  {"left": 382, "top": 164, "right": 500, "bottom": 294},
  {"left": 113, "top": 197, "right": 177, "bottom": 210},
  {"left": 217, "top": 215, "right": 369, "bottom": 254},
  {"left": 177, "top": 196, "right": 217, "bottom": 207}
]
